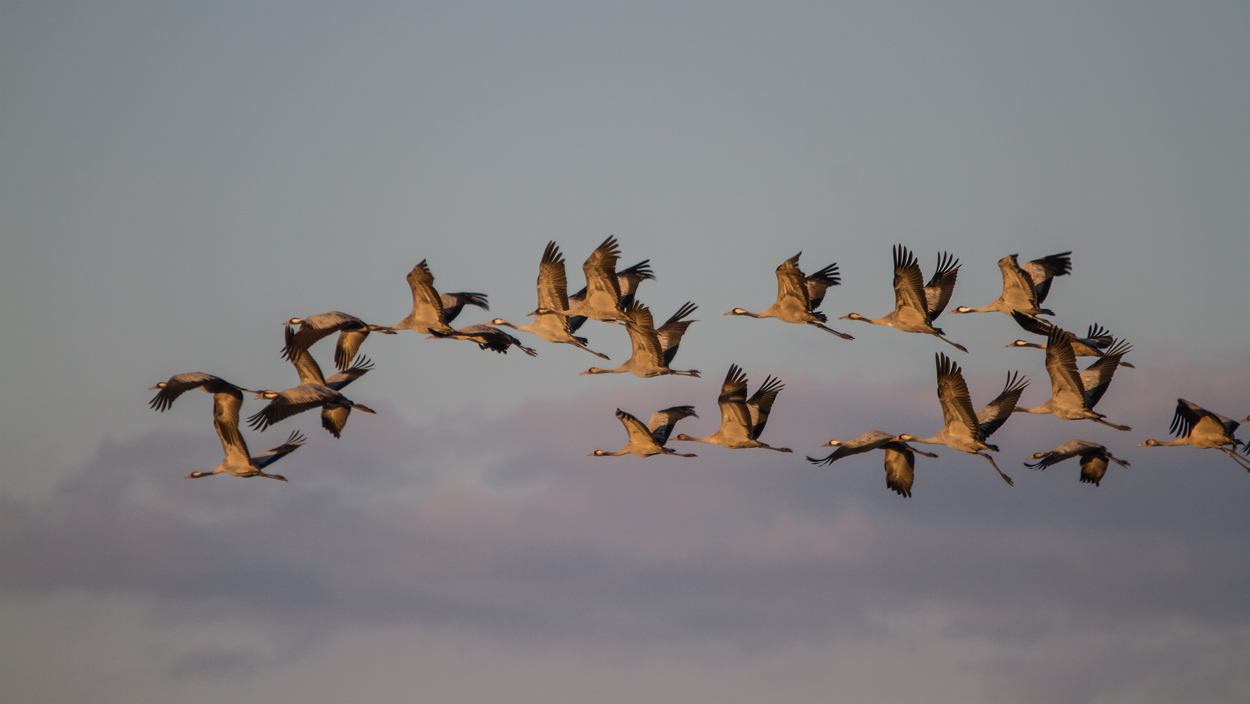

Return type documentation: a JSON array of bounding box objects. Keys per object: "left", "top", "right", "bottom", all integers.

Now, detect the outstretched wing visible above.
[
  {"left": 405, "top": 260, "right": 448, "bottom": 325},
  {"left": 536, "top": 241, "right": 572, "bottom": 315},
  {"left": 804, "top": 262, "right": 841, "bottom": 311},
  {"left": 775, "top": 253, "right": 813, "bottom": 311},
  {"left": 746, "top": 375, "right": 785, "bottom": 440},
  {"left": 977, "top": 371, "right": 1028, "bottom": 440},
  {"left": 891, "top": 245, "right": 929, "bottom": 324},
  {"left": 1169, "top": 398, "right": 1213, "bottom": 439},
  {"left": 580, "top": 236, "right": 624, "bottom": 311},
  {"left": 806, "top": 430, "right": 895, "bottom": 466},
  {"left": 616, "top": 260, "right": 655, "bottom": 308},
  {"left": 647, "top": 405, "right": 697, "bottom": 446},
  {"left": 149, "top": 372, "right": 232, "bottom": 412},
  {"left": 1083, "top": 323, "right": 1115, "bottom": 349},
  {"left": 997, "top": 254, "right": 1043, "bottom": 311},
  {"left": 283, "top": 312, "right": 361, "bottom": 361},
  {"left": 251, "top": 430, "right": 307, "bottom": 470},
  {"left": 247, "top": 384, "right": 338, "bottom": 431},
  {"left": 923, "top": 251, "right": 960, "bottom": 321},
  {"left": 622, "top": 301, "right": 664, "bottom": 367},
  {"left": 212, "top": 389, "right": 248, "bottom": 463},
  {"left": 440, "top": 292, "right": 489, "bottom": 323},
  {"left": 1043, "top": 327, "right": 1087, "bottom": 409},
  {"left": 1010, "top": 310, "right": 1058, "bottom": 338},
  {"left": 284, "top": 326, "right": 327, "bottom": 386},
  {"left": 1021, "top": 252, "right": 1072, "bottom": 305},
  {"left": 881, "top": 444, "right": 917, "bottom": 497},
  {"left": 324, "top": 355, "right": 374, "bottom": 391},
  {"left": 1079, "top": 338, "right": 1130, "bottom": 409},
  {"left": 656, "top": 302, "right": 698, "bottom": 367},
  {"left": 716, "top": 364, "right": 753, "bottom": 441},
  {"left": 934, "top": 353, "right": 980, "bottom": 441},
  {"left": 321, "top": 405, "right": 352, "bottom": 438}
]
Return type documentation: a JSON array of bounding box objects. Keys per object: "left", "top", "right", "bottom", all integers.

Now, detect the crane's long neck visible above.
[
  {"left": 188, "top": 467, "right": 225, "bottom": 479},
  {"left": 1141, "top": 438, "right": 1189, "bottom": 447},
  {"left": 954, "top": 303, "right": 1000, "bottom": 314},
  {"left": 842, "top": 313, "right": 887, "bottom": 325}
]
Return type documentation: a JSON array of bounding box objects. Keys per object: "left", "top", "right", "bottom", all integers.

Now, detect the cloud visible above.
[{"left": 4, "top": 360, "right": 1250, "bottom": 698}]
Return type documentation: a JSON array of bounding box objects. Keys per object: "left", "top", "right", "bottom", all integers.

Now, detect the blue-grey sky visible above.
[{"left": 3, "top": 2, "right": 1249, "bottom": 702}]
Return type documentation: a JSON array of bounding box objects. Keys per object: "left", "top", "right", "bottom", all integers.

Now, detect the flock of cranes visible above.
[{"left": 148, "top": 237, "right": 1250, "bottom": 493}]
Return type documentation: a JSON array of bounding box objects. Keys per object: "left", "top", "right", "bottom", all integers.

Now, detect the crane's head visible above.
[
  {"left": 724, "top": 308, "right": 752, "bottom": 316},
  {"left": 951, "top": 306, "right": 973, "bottom": 314},
  {"left": 149, "top": 381, "right": 167, "bottom": 390},
  {"left": 253, "top": 390, "right": 280, "bottom": 400},
  {"left": 283, "top": 317, "right": 303, "bottom": 325}
]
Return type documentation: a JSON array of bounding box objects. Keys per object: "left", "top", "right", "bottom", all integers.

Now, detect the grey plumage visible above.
[
  {"left": 568, "top": 258, "right": 655, "bottom": 334},
  {"left": 391, "top": 260, "right": 489, "bottom": 335},
  {"left": 589, "top": 407, "right": 698, "bottom": 458},
  {"left": 841, "top": 245, "right": 966, "bottom": 352},
  {"left": 894, "top": 353, "right": 1028, "bottom": 486},
  {"left": 184, "top": 382, "right": 305, "bottom": 481},
  {"left": 430, "top": 324, "right": 538, "bottom": 356},
  {"left": 1139, "top": 399, "right": 1250, "bottom": 470},
  {"left": 951, "top": 252, "right": 1071, "bottom": 317},
  {"left": 671, "top": 364, "right": 791, "bottom": 452},
  {"left": 281, "top": 311, "right": 396, "bottom": 371},
  {"left": 1024, "top": 439, "right": 1130, "bottom": 487},
  {"left": 247, "top": 327, "right": 377, "bottom": 437},
  {"left": 1005, "top": 311, "right": 1134, "bottom": 367},
  {"left": 489, "top": 241, "right": 610, "bottom": 359},
  {"left": 579, "top": 301, "right": 699, "bottom": 378},
  {"left": 806, "top": 430, "right": 939, "bottom": 498},
  {"left": 1012, "top": 326, "right": 1132, "bottom": 431},
  {"left": 725, "top": 252, "right": 854, "bottom": 340}
]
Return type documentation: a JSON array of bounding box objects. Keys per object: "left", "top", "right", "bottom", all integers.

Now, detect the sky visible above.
[{"left": 2, "top": 1, "right": 1249, "bottom": 702}]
